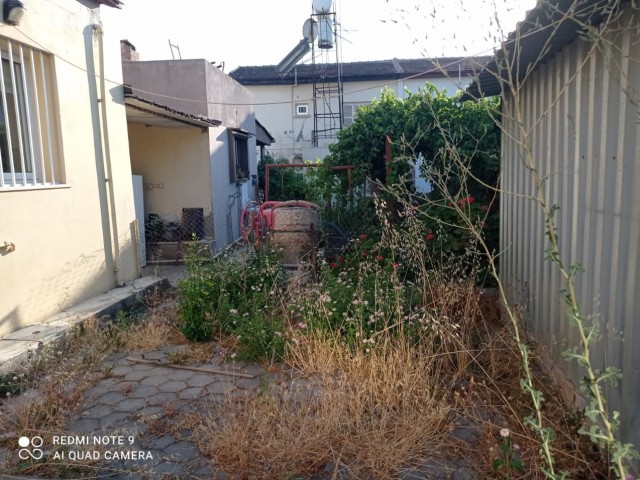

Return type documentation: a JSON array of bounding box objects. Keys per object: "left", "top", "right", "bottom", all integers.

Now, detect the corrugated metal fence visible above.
[{"left": 500, "top": 5, "right": 640, "bottom": 450}]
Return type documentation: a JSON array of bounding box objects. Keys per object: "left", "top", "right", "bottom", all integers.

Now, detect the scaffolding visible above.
[{"left": 311, "top": 11, "right": 343, "bottom": 147}]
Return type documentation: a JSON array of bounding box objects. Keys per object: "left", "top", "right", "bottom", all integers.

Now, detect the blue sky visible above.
[{"left": 103, "top": 0, "right": 536, "bottom": 72}]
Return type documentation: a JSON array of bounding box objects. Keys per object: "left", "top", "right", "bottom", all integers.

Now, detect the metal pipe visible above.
[{"left": 94, "top": 23, "right": 124, "bottom": 286}]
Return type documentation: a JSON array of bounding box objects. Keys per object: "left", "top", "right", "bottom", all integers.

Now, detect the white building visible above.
[{"left": 230, "top": 56, "right": 491, "bottom": 161}]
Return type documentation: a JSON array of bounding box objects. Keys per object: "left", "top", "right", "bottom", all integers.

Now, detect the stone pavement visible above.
[{"left": 66, "top": 345, "right": 270, "bottom": 479}]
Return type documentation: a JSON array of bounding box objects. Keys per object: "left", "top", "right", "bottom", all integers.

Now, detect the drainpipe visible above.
[
  {"left": 291, "top": 67, "right": 297, "bottom": 156},
  {"left": 93, "top": 23, "right": 124, "bottom": 286}
]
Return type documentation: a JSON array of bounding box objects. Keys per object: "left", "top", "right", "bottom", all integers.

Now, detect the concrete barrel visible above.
[{"left": 270, "top": 207, "right": 319, "bottom": 265}]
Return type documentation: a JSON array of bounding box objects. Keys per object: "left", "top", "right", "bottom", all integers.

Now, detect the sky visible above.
[{"left": 102, "top": 0, "right": 537, "bottom": 73}]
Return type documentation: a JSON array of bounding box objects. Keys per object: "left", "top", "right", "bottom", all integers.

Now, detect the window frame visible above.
[
  {"left": 295, "top": 103, "right": 309, "bottom": 117},
  {"left": 228, "top": 129, "right": 250, "bottom": 184},
  {"left": 342, "top": 102, "right": 369, "bottom": 127},
  {"left": 0, "top": 38, "right": 60, "bottom": 190}
]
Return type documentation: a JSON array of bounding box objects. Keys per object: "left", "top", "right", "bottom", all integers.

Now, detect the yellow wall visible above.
[
  {"left": 0, "top": 0, "right": 138, "bottom": 336},
  {"left": 128, "top": 124, "right": 213, "bottom": 232}
]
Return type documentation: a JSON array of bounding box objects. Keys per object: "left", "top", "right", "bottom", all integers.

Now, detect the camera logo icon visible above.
[{"left": 18, "top": 436, "right": 43, "bottom": 460}]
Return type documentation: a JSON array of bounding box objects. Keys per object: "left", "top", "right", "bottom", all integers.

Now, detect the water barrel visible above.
[{"left": 270, "top": 207, "right": 319, "bottom": 265}]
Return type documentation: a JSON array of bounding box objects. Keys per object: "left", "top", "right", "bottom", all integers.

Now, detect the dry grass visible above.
[{"left": 190, "top": 330, "right": 450, "bottom": 480}]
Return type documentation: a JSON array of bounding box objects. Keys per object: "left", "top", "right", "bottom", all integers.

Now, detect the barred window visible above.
[{"left": 0, "top": 38, "right": 60, "bottom": 189}]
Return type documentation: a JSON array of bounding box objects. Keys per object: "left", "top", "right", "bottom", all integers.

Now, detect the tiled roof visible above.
[
  {"left": 229, "top": 56, "right": 492, "bottom": 86},
  {"left": 96, "top": 0, "right": 123, "bottom": 8}
]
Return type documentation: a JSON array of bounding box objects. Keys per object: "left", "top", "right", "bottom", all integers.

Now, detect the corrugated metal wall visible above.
[{"left": 500, "top": 4, "right": 640, "bottom": 449}]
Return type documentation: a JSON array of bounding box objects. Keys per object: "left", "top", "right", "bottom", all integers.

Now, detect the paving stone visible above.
[
  {"left": 163, "top": 441, "right": 199, "bottom": 461},
  {"left": 140, "top": 351, "right": 167, "bottom": 361},
  {"left": 206, "top": 381, "right": 234, "bottom": 395},
  {"left": 136, "top": 406, "right": 164, "bottom": 417},
  {"left": 152, "top": 461, "right": 187, "bottom": 476},
  {"left": 159, "top": 380, "right": 188, "bottom": 393},
  {"left": 179, "top": 387, "right": 204, "bottom": 400},
  {"left": 115, "top": 398, "right": 147, "bottom": 413},
  {"left": 140, "top": 375, "right": 170, "bottom": 387},
  {"left": 188, "top": 374, "right": 217, "bottom": 388},
  {"left": 147, "top": 434, "right": 176, "bottom": 450},
  {"left": 97, "top": 391, "right": 129, "bottom": 405},
  {"left": 67, "top": 418, "right": 100, "bottom": 434},
  {"left": 232, "top": 377, "right": 261, "bottom": 389},
  {"left": 192, "top": 463, "right": 215, "bottom": 478},
  {"left": 159, "top": 368, "right": 195, "bottom": 382},
  {"left": 130, "top": 362, "right": 157, "bottom": 371},
  {"left": 101, "top": 412, "right": 131, "bottom": 429},
  {"left": 83, "top": 404, "right": 113, "bottom": 419},
  {"left": 128, "top": 385, "right": 159, "bottom": 399},
  {"left": 146, "top": 392, "right": 178, "bottom": 405},
  {"left": 124, "top": 370, "right": 153, "bottom": 382},
  {"left": 110, "top": 365, "right": 135, "bottom": 377}
]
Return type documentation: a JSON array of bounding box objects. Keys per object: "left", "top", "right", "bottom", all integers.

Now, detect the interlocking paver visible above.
[
  {"left": 124, "top": 370, "right": 152, "bottom": 382},
  {"left": 99, "top": 391, "right": 129, "bottom": 404},
  {"left": 83, "top": 404, "right": 113, "bottom": 419},
  {"left": 205, "top": 381, "right": 233, "bottom": 395},
  {"left": 128, "top": 385, "right": 159, "bottom": 399},
  {"left": 148, "top": 434, "right": 176, "bottom": 450},
  {"left": 67, "top": 417, "right": 100, "bottom": 434},
  {"left": 159, "top": 380, "right": 188, "bottom": 393},
  {"left": 164, "top": 441, "right": 199, "bottom": 461},
  {"left": 115, "top": 398, "right": 147, "bottom": 413},
  {"left": 140, "top": 351, "right": 167, "bottom": 361},
  {"left": 101, "top": 412, "right": 130, "bottom": 428},
  {"left": 178, "top": 387, "right": 204, "bottom": 400},
  {"left": 187, "top": 374, "right": 217, "bottom": 387},
  {"left": 147, "top": 392, "right": 178, "bottom": 405},
  {"left": 140, "top": 375, "right": 170, "bottom": 386},
  {"left": 109, "top": 365, "right": 135, "bottom": 377}
]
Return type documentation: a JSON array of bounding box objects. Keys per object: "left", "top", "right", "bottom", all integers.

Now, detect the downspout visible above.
[
  {"left": 93, "top": 23, "right": 124, "bottom": 286},
  {"left": 291, "top": 67, "right": 297, "bottom": 155}
]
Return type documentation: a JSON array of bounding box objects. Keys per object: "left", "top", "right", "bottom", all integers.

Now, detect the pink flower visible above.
[
  {"left": 361, "top": 251, "right": 367, "bottom": 257},
  {"left": 376, "top": 255, "right": 384, "bottom": 261},
  {"left": 359, "top": 234, "right": 367, "bottom": 240},
  {"left": 330, "top": 263, "right": 337, "bottom": 269},
  {"left": 426, "top": 233, "right": 435, "bottom": 240}
]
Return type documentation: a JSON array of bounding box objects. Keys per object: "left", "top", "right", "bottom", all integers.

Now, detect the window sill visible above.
[{"left": 0, "top": 184, "right": 71, "bottom": 193}]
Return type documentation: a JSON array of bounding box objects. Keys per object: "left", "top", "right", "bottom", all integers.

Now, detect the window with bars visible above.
[{"left": 0, "top": 38, "right": 60, "bottom": 189}]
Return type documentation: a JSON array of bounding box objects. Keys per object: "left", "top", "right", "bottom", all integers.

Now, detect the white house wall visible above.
[
  {"left": 0, "top": 0, "right": 138, "bottom": 337},
  {"left": 500, "top": 5, "right": 640, "bottom": 448},
  {"left": 249, "top": 75, "right": 475, "bottom": 161}
]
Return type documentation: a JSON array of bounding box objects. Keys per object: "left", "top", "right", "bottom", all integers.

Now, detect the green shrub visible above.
[{"left": 177, "top": 245, "right": 287, "bottom": 360}]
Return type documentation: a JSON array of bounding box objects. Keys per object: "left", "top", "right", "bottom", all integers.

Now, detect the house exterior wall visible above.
[
  {"left": 127, "top": 124, "right": 213, "bottom": 236},
  {"left": 123, "top": 60, "right": 258, "bottom": 251},
  {"left": 247, "top": 75, "right": 475, "bottom": 161},
  {"left": 500, "top": 4, "right": 640, "bottom": 448},
  {"left": 0, "top": 0, "right": 138, "bottom": 337}
]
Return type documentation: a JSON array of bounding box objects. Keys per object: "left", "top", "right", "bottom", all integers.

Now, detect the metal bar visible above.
[
  {"left": 19, "top": 44, "right": 37, "bottom": 185},
  {"left": 29, "top": 46, "right": 46, "bottom": 184},
  {"left": 40, "top": 52, "right": 55, "bottom": 185},
  {"left": 8, "top": 41, "right": 28, "bottom": 186},
  {"left": 0, "top": 42, "right": 16, "bottom": 187}
]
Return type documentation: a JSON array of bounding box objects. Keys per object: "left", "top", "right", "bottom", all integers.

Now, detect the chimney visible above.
[{"left": 120, "top": 39, "right": 139, "bottom": 62}]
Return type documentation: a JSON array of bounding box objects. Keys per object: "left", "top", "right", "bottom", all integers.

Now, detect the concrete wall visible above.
[
  {"left": 127, "top": 124, "right": 213, "bottom": 236},
  {"left": 0, "top": 0, "right": 138, "bottom": 337},
  {"left": 123, "top": 60, "right": 258, "bottom": 250},
  {"left": 500, "top": 3, "right": 640, "bottom": 450},
  {"left": 248, "top": 75, "right": 475, "bottom": 161}
]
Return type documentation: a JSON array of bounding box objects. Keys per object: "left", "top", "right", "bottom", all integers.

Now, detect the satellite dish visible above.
[
  {"left": 302, "top": 19, "right": 317, "bottom": 43},
  {"left": 312, "top": 0, "right": 332, "bottom": 14}
]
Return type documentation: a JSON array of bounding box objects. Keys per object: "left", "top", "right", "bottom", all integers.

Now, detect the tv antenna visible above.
[{"left": 168, "top": 40, "right": 182, "bottom": 60}]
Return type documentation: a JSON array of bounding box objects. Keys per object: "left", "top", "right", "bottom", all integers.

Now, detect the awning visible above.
[{"left": 124, "top": 93, "right": 222, "bottom": 130}]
